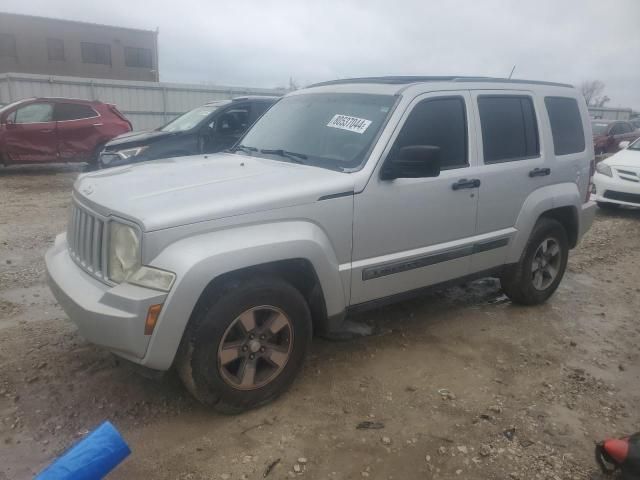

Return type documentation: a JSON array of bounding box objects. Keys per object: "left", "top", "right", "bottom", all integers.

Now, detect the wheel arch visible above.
[
  {"left": 140, "top": 221, "right": 347, "bottom": 370},
  {"left": 507, "top": 183, "right": 582, "bottom": 263}
]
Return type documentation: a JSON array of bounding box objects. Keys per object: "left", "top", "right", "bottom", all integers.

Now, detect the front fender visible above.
[
  {"left": 507, "top": 183, "right": 581, "bottom": 263},
  {"left": 141, "top": 221, "right": 345, "bottom": 370}
]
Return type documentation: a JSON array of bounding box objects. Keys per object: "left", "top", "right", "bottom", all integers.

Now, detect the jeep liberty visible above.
[{"left": 46, "top": 76, "right": 596, "bottom": 412}]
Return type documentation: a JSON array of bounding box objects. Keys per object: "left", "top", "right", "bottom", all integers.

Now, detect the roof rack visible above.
[{"left": 308, "top": 76, "right": 572, "bottom": 89}]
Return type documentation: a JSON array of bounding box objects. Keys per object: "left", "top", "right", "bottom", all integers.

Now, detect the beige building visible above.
[{"left": 0, "top": 12, "right": 159, "bottom": 82}]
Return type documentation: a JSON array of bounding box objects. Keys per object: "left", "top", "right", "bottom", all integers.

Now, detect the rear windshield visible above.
[{"left": 591, "top": 122, "right": 610, "bottom": 135}]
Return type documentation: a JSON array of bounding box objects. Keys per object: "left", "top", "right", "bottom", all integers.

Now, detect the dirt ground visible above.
[{"left": 1, "top": 164, "right": 639, "bottom": 480}]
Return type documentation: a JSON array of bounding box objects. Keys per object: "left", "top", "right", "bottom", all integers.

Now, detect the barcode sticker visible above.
[{"left": 326, "top": 114, "right": 372, "bottom": 134}]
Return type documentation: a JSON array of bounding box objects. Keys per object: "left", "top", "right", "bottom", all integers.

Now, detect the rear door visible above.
[
  {"left": 54, "top": 102, "right": 102, "bottom": 162},
  {"left": 471, "top": 91, "right": 550, "bottom": 271},
  {"left": 4, "top": 102, "right": 57, "bottom": 163}
]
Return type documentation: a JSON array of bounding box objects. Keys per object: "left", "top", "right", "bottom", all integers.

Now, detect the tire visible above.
[
  {"left": 85, "top": 144, "right": 106, "bottom": 171},
  {"left": 500, "top": 218, "right": 569, "bottom": 305},
  {"left": 597, "top": 201, "right": 620, "bottom": 210},
  {"left": 176, "top": 275, "right": 312, "bottom": 414}
]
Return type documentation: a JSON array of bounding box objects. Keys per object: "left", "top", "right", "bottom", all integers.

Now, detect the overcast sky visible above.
[{"left": 4, "top": 0, "right": 640, "bottom": 109}]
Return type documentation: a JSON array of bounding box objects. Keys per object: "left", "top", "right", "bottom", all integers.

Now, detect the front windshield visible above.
[
  {"left": 629, "top": 138, "right": 640, "bottom": 151},
  {"left": 592, "top": 122, "right": 610, "bottom": 136},
  {"left": 159, "top": 104, "right": 221, "bottom": 132},
  {"left": 0, "top": 100, "right": 23, "bottom": 116},
  {"left": 238, "top": 92, "right": 396, "bottom": 171}
]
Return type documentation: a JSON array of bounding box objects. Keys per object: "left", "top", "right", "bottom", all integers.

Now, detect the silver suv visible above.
[{"left": 46, "top": 76, "right": 596, "bottom": 412}]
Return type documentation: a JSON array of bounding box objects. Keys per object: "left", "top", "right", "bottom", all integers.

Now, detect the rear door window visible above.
[
  {"left": 544, "top": 97, "right": 585, "bottom": 155},
  {"left": 393, "top": 96, "right": 468, "bottom": 170},
  {"left": 55, "top": 103, "right": 98, "bottom": 121},
  {"left": 478, "top": 96, "right": 539, "bottom": 163}
]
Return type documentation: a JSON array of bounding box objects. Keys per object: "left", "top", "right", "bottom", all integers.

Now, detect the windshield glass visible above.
[
  {"left": 0, "top": 100, "right": 23, "bottom": 116},
  {"left": 592, "top": 122, "right": 610, "bottom": 136},
  {"left": 159, "top": 104, "right": 222, "bottom": 132},
  {"left": 238, "top": 92, "right": 396, "bottom": 171},
  {"left": 629, "top": 138, "right": 640, "bottom": 151}
]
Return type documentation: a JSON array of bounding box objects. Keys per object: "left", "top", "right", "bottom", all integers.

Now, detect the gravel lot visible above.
[{"left": 1, "top": 165, "right": 639, "bottom": 480}]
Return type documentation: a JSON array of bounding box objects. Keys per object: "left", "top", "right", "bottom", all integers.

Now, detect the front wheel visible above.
[
  {"left": 500, "top": 218, "right": 569, "bottom": 305},
  {"left": 177, "top": 276, "right": 312, "bottom": 414}
]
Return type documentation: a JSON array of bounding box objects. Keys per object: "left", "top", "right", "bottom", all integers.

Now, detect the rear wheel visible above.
[
  {"left": 177, "top": 276, "right": 312, "bottom": 414},
  {"left": 500, "top": 218, "right": 569, "bottom": 305}
]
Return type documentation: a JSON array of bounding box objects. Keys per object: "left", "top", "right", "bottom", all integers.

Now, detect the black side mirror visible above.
[{"left": 380, "top": 145, "right": 441, "bottom": 180}]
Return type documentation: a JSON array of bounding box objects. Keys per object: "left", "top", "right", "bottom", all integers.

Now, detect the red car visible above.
[
  {"left": 592, "top": 119, "right": 640, "bottom": 155},
  {"left": 0, "top": 98, "right": 131, "bottom": 166}
]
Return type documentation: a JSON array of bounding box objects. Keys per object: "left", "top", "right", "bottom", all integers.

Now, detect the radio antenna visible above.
[{"left": 508, "top": 65, "right": 517, "bottom": 79}]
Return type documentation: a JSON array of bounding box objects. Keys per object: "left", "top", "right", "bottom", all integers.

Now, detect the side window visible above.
[
  {"left": 81, "top": 42, "right": 111, "bottom": 65},
  {"left": 609, "top": 123, "right": 624, "bottom": 135},
  {"left": 544, "top": 97, "right": 585, "bottom": 155},
  {"left": 14, "top": 103, "right": 54, "bottom": 124},
  {"left": 216, "top": 107, "right": 250, "bottom": 135},
  {"left": 478, "top": 96, "right": 539, "bottom": 163},
  {"left": 394, "top": 97, "right": 468, "bottom": 170},
  {"left": 55, "top": 103, "right": 98, "bottom": 121},
  {"left": 620, "top": 123, "right": 633, "bottom": 134}
]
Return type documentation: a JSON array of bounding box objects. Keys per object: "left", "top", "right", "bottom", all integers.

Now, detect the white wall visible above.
[{"left": 0, "top": 72, "right": 284, "bottom": 130}]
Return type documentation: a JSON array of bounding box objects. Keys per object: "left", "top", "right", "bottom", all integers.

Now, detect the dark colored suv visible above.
[
  {"left": 0, "top": 98, "right": 131, "bottom": 166},
  {"left": 98, "top": 96, "right": 278, "bottom": 168}
]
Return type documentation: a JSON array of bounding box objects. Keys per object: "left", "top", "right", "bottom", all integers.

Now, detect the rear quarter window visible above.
[{"left": 544, "top": 97, "right": 585, "bottom": 155}]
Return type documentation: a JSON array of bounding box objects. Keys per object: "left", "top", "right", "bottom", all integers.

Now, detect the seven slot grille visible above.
[{"left": 67, "top": 203, "right": 107, "bottom": 280}]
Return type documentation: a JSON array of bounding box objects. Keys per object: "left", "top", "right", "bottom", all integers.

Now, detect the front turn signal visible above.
[{"left": 144, "top": 304, "right": 163, "bottom": 336}]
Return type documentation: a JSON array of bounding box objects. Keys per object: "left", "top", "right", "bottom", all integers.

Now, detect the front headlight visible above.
[
  {"left": 116, "top": 146, "right": 148, "bottom": 159},
  {"left": 595, "top": 162, "right": 612, "bottom": 177},
  {"left": 108, "top": 222, "right": 141, "bottom": 283}
]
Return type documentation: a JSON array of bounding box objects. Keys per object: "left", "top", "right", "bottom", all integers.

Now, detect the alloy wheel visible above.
[
  {"left": 531, "top": 238, "right": 562, "bottom": 291},
  {"left": 217, "top": 306, "right": 293, "bottom": 390}
]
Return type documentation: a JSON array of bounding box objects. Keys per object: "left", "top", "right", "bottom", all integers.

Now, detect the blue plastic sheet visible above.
[{"left": 35, "top": 421, "right": 131, "bottom": 480}]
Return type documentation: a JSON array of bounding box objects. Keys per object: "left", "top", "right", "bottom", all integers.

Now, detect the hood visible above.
[
  {"left": 104, "top": 130, "right": 174, "bottom": 150},
  {"left": 603, "top": 148, "right": 640, "bottom": 168},
  {"left": 74, "top": 153, "right": 354, "bottom": 231}
]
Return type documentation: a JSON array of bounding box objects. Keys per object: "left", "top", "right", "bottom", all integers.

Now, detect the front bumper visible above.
[
  {"left": 593, "top": 172, "right": 640, "bottom": 207},
  {"left": 45, "top": 233, "right": 167, "bottom": 363}
]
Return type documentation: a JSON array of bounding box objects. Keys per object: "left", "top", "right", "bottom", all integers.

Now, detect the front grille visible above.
[
  {"left": 67, "top": 203, "right": 107, "bottom": 281},
  {"left": 603, "top": 190, "right": 640, "bottom": 205}
]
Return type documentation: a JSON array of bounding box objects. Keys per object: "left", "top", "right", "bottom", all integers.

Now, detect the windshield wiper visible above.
[
  {"left": 260, "top": 149, "right": 307, "bottom": 164},
  {"left": 228, "top": 144, "right": 258, "bottom": 154}
]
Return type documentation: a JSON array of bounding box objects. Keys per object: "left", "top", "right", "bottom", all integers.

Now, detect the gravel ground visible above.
[{"left": 0, "top": 164, "right": 639, "bottom": 480}]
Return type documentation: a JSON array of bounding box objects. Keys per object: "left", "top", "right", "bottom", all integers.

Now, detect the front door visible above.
[
  {"left": 4, "top": 102, "right": 58, "bottom": 163},
  {"left": 350, "top": 92, "right": 479, "bottom": 305}
]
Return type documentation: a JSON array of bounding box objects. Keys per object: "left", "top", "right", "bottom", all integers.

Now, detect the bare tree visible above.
[
  {"left": 580, "top": 80, "right": 605, "bottom": 106},
  {"left": 594, "top": 95, "right": 610, "bottom": 108}
]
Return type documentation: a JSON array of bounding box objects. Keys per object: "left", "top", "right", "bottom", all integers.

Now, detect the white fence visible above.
[{"left": 0, "top": 72, "right": 285, "bottom": 130}]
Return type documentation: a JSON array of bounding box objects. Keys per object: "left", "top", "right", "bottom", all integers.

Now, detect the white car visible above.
[{"left": 594, "top": 138, "right": 640, "bottom": 209}]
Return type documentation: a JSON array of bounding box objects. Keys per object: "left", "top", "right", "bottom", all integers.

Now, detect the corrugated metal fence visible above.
[{"left": 0, "top": 73, "right": 285, "bottom": 130}]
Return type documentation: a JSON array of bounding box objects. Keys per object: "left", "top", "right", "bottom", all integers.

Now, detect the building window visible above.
[
  {"left": 81, "top": 42, "right": 111, "bottom": 65},
  {"left": 47, "top": 38, "right": 65, "bottom": 61},
  {"left": 0, "top": 33, "right": 17, "bottom": 58},
  {"left": 124, "top": 46, "right": 153, "bottom": 68}
]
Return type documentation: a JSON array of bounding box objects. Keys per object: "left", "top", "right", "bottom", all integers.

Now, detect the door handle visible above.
[
  {"left": 92, "top": 123, "right": 104, "bottom": 127},
  {"left": 452, "top": 178, "right": 481, "bottom": 190},
  {"left": 529, "top": 167, "right": 551, "bottom": 177}
]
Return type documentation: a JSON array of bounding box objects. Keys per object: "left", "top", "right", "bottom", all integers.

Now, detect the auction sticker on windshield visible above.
[{"left": 327, "top": 114, "right": 372, "bottom": 134}]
